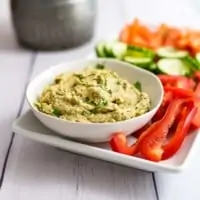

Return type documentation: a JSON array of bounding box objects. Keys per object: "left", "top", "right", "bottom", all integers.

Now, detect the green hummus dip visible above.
[{"left": 35, "top": 65, "right": 151, "bottom": 123}]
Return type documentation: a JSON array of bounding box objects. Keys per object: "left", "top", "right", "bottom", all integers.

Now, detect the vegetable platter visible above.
[{"left": 94, "top": 18, "right": 200, "bottom": 163}]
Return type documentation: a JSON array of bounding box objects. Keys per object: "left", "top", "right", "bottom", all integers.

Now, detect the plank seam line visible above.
[
  {"left": 152, "top": 173, "right": 160, "bottom": 200},
  {"left": 0, "top": 52, "right": 37, "bottom": 188}
]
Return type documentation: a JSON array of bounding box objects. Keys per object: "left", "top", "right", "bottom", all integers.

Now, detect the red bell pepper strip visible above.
[
  {"left": 194, "top": 71, "right": 200, "bottom": 81},
  {"left": 164, "top": 86, "right": 194, "bottom": 98},
  {"left": 132, "top": 121, "right": 162, "bottom": 155},
  {"left": 137, "top": 91, "right": 173, "bottom": 135},
  {"left": 191, "top": 82, "right": 200, "bottom": 128},
  {"left": 132, "top": 122, "right": 152, "bottom": 138},
  {"left": 195, "top": 83, "right": 200, "bottom": 96},
  {"left": 152, "top": 91, "right": 173, "bottom": 122},
  {"left": 191, "top": 71, "right": 200, "bottom": 128},
  {"left": 187, "top": 78, "right": 196, "bottom": 90},
  {"left": 134, "top": 87, "right": 193, "bottom": 136},
  {"left": 111, "top": 121, "right": 161, "bottom": 156},
  {"left": 158, "top": 75, "right": 184, "bottom": 83},
  {"left": 158, "top": 75, "right": 190, "bottom": 89},
  {"left": 162, "top": 101, "right": 196, "bottom": 160},
  {"left": 138, "top": 99, "right": 190, "bottom": 162},
  {"left": 192, "top": 108, "right": 200, "bottom": 128},
  {"left": 188, "top": 124, "right": 198, "bottom": 133},
  {"left": 109, "top": 132, "right": 137, "bottom": 155}
]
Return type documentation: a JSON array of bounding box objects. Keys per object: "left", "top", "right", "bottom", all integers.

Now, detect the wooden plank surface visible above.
[
  {"left": 0, "top": 0, "right": 33, "bottom": 176},
  {"left": 0, "top": 50, "right": 32, "bottom": 176},
  {"left": 0, "top": 50, "right": 33, "bottom": 174},
  {"left": 156, "top": 142, "right": 200, "bottom": 200},
  {"left": 0, "top": 1, "right": 157, "bottom": 200}
]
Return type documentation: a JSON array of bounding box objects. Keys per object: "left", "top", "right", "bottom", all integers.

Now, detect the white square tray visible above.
[{"left": 12, "top": 110, "right": 200, "bottom": 173}]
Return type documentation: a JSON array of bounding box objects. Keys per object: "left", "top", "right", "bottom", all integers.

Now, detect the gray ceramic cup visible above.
[{"left": 10, "top": 0, "right": 97, "bottom": 50}]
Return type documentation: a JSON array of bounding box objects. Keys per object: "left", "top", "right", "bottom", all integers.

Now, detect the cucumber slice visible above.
[
  {"left": 149, "top": 63, "right": 157, "bottom": 71},
  {"left": 127, "top": 45, "right": 155, "bottom": 58},
  {"left": 196, "top": 53, "right": 200, "bottom": 64},
  {"left": 103, "top": 41, "right": 127, "bottom": 59},
  {"left": 124, "top": 56, "right": 152, "bottom": 67},
  {"left": 157, "top": 58, "right": 190, "bottom": 76},
  {"left": 95, "top": 41, "right": 107, "bottom": 57},
  {"left": 156, "top": 47, "right": 188, "bottom": 58},
  {"left": 111, "top": 42, "right": 127, "bottom": 59},
  {"left": 183, "top": 56, "right": 200, "bottom": 70},
  {"left": 104, "top": 41, "right": 116, "bottom": 57}
]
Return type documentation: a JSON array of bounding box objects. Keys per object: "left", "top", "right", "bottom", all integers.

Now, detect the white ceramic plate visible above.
[{"left": 13, "top": 110, "right": 200, "bottom": 173}]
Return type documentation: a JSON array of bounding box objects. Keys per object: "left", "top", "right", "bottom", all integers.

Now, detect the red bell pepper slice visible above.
[
  {"left": 164, "top": 86, "right": 194, "bottom": 98},
  {"left": 132, "top": 123, "right": 151, "bottom": 138},
  {"left": 176, "top": 78, "right": 192, "bottom": 89},
  {"left": 111, "top": 121, "right": 161, "bottom": 156},
  {"left": 138, "top": 99, "right": 185, "bottom": 162},
  {"left": 152, "top": 91, "right": 173, "bottom": 122},
  {"left": 189, "top": 124, "right": 198, "bottom": 133},
  {"left": 194, "top": 71, "right": 200, "bottom": 81},
  {"left": 134, "top": 87, "right": 194, "bottom": 137},
  {"left": 195, "top": 83, "right": 200, "bottom": 95},
  {"left": 190, "top": 71, "right": 200, "bottom": 128},
  {"left": 158, "top": 75, "right": 191, "bottom": 89},
  {"left": 191, "top": 82, "right": 200, "bottom": 128},
  {"left": 134, "top": 92, "right": 173, "bottom": 137},
  {"left": 162, "top": 101, "right": 196, "bottom": 160},
  {"left": 192, "top": 110, "right": 200, "bottom": 128},
  {"left": 158, "top": 75, "right": 184, "bottom": 83},
  {"left": 109, "top": 132, "right": 137, "bottom": 155},
  {"left": 187, "top": 78, "right": 196, "bottom": 90}
]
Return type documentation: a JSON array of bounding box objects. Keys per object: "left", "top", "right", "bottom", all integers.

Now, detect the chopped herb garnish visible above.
[
  {"left": 134, "top": 81, "right": 142, "bottom": 92},
  {"left": 108, "top": 89, "right": 112, "bottom": 94},
  {"left": 96, "top": 75, "right": 104, "bottom": 85},
  {"left": 123, "top": 82, "right": 127, "bottom": 90},
  {"left": 55, "top": 77, "right": 61, "bottom": 84},
  {"left": 81, "top": 110, "right": 90, "bottom": 116},
  {"left": 112, "top": 97, "right": 123, "bottom": 105},
  {"left": 85, "top": 97, "right": 91, "bottom": 104},
  {"left": 99, "top": 98, "right": 108, "bottom": 106},
  {"left": 52, "top": 108, "right": 61, "bottom": 117},
  {"left": 116, "top": 80, "right": 120, "bottom": 85},
  {"left": 74, "top": 74, "right": 84, "bottom": 79},
  {"left": 96, "top": 63, "right": 105, "bottom": 69},
  {"left": 90, "top": 98, "right": 108, "bottom": 113}
]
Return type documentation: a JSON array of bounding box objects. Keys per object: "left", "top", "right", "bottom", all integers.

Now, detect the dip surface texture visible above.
[{"left": 35, "top": 66, "right": 151, "bottom": 123}]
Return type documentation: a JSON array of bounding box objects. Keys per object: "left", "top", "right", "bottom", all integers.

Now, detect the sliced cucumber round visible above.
[
  {"left": 149, "top": 63, "right": 157, "bottom": 71},
  {"left": 183, "top": 56, "right": 200, "bottom": 70},
  {"left": 157, "top": 58, "right": 190, "bottom": 76},
  {"left": 196, "top": 53, "right": 200, "bottom": 64},
  {"left": 124, "top": 56, "right": 152, "bottom": 67},
  {"left": 111, "top": 42, "right": 127, "bottom": 59},
  {"left": 156, "top": 47, "right": 188, "bottom": 58},
  {"left": 95, "top": 41, "right": 107, "bottom": 58},
  {"left": 127, "top": 45, "right": 155, "bottom": 58},
  {"left": 104, "top": 41, "right": 116, "bottom": 57}
]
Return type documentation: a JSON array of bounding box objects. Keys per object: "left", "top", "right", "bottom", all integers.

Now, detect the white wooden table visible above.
[{"left": 0, "top": 0, "right": 200, "bottom": 199}]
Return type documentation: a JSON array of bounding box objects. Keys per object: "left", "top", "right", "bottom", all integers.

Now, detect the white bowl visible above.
[{"left": 26, "top": 58, "right": 164, "bottom": 143}]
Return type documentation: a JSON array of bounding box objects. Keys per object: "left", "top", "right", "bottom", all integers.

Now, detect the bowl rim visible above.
[{"left": 26, "top": 58, "right": 164, "bottom": 126}]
